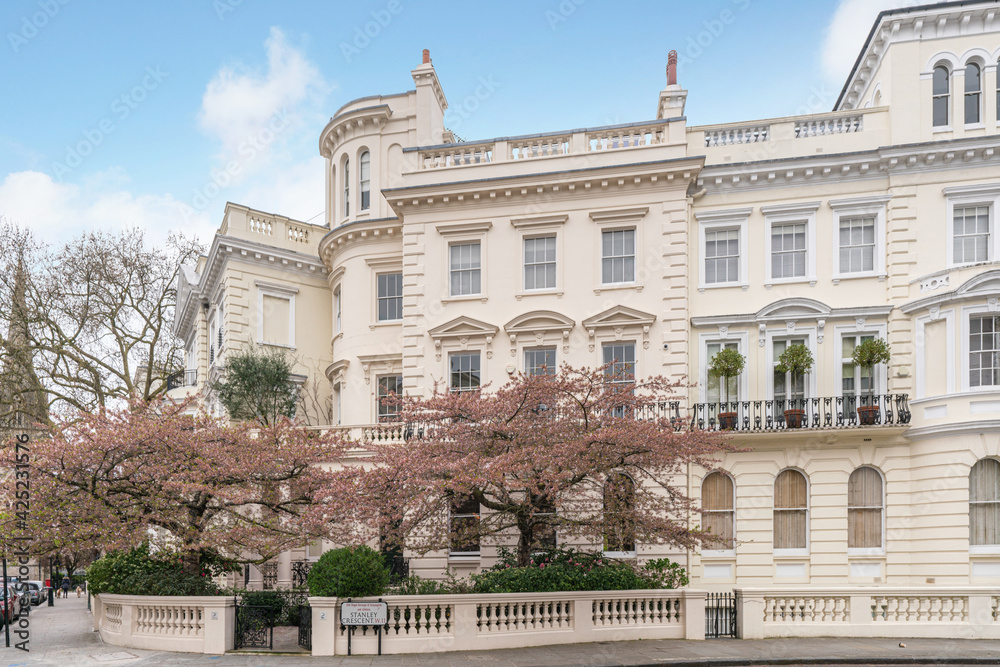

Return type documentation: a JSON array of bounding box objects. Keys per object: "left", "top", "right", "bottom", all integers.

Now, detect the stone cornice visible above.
[
  {"left": 318, "top": 217, "right": 403, "bottom": 270},
  {"left": 696, "top": 136, "right": 1000, "bottom": 195},
  {"left": 836, "top": 1, "right": 1000, "bottom": 110},
  {"left": 384, "top": 157, "right": 703, "bottom": 215},
  {"left": 319, "top": 104, "right": 393, "bottom": 159}
]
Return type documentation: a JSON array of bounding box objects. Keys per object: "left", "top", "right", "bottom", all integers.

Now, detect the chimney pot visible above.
[
  {"left": 667, "top": 49, "right": 678, "bottom": 86},
  {"left": 422, "top": 49, "right": 431, "bottom": 64}
]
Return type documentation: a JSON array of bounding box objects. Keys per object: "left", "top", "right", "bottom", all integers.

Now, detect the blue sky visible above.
[{"left": 0, "top": 0, "right": 907, "bottom": 246}]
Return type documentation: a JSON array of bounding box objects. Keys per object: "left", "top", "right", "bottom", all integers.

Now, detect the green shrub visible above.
[
  {"left": 470, "top": 548, "right": 667, "bottom": 594},
  {"left": 641, "top": 558, "right": 689, "bottom": 589},
  {"left": 307, "top": 545, "right": 389, "bottom": 598},
  {"left": 87, "top": 544, "right": 235, "bottom": 596},
  {"left": 240, "top": 589, "right": 284, "bottom": 619},
  {"left": 388, "top": 572, "right": 472, "bottom": 596}
]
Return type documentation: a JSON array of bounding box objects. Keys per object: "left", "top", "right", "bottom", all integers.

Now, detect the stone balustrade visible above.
[
  {"left": 738, "top": 587, "right": 1000, "bottom": 639},
  {"left": 794, "top": 113, "right": 863, "bottom": 137},
  {"left": 218, "top": 205, "right": 326, "bottom": 254},
  {"left": 309, "top": 589, "right": 705, "bottom": 656},
  {"left": 414, "top": 120, "right": 673, "bottom": 170},
  {"left": 94, "top": 594, "right": 235, "bottom": 654},
  {"left": 703, "top": 124, "right": 770, "bottom": 147}
]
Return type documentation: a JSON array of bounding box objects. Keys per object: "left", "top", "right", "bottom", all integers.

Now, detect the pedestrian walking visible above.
[{"left": 61, "top": 576, "right": 70, "bottom": 599}]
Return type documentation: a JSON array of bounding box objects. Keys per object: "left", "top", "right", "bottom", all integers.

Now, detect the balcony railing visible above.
[
  {"left": 166, "top": 369, "right": 198, "bottom": 391},
  {"left": 690, "top": 394, "right": 910, "bottom": 432}
]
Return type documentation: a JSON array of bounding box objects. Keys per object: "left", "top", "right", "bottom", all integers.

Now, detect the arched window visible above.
[
  {"left": 774, "top": 469, "right": 808, "bottom": 551},
  {"left": 343, "top": 157, "right": 350, "bottom": 218},
  {"left": 970, "top": 458, "right": 1000, "bottom": 547},
  {"left": 933, "top": 65, "right": 950, "bottom": 127},
  {"left": 702, "top": 472, "right": 735, "bottom": 551},
  {"left": 360, "top": 150, "right": 371, "bottom": 212},
  {"left": 848, "top": 467, "right": 883, "bottom": 550},
  {"left": 965, "top": 62, "right": 982, "bottom": 125},
  {"left": 996, "top": 59, "right": 1000, "bottom": 121},
  {"left": 604, "top": 473, "right": 636, "bottom": 553}
]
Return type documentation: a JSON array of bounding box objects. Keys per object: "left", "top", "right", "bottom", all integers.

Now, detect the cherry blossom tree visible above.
[
  {"left": 311, "top": 365, "right": 734, "bottom": 567},
  {"left": 1, "top": 399, "right": 341, "bottom": 573}
]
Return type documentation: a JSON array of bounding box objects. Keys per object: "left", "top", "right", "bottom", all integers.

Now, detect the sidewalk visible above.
[{"left": 2, "top": 596, "right": 1000, "bottom": 666}]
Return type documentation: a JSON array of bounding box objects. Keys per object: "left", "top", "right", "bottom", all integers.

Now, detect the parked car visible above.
[
  {"left": 3, "top": 587, "right": 21, "bottom": 621},
  {"left": 23, "top": 581, "right": 44, "bottom": 606}
]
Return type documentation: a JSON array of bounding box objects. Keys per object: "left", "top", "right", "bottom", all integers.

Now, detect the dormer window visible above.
[
  {"left": 965, "top": 62, "right": 982, "bottom": 125},
  {"left": 933, "top": 65, "right": 950, "bottom": 127}
]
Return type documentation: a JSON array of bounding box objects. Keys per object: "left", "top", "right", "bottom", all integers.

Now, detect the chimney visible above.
[
  {"left": 412, "top": 48, "right": 447, "bottom": 145},
  {"left": 656, "top": 49, "right": 687, "bottom": 119},
  {"left": 422, "top": 49, "right": 431, "bottom": 64}
]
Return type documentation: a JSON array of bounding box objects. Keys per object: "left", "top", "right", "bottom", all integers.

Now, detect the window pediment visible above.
[
  {"left": 756, "top": 298, "right": 832, "bottom": 322},
  {"left": 428, "top": 316, "right": 499, "bottom": 361},
  {"left": 582, "top": 305, "right": 656, "bottom": 352},
  {"left": 902, "top": 269, "right": 1000, "bottom": 314},
  {"left": 504, "top": 310, "right": 575, "bottom": 356}
]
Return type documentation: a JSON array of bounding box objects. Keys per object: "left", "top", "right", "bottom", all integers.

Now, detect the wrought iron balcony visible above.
[
  {"left": 165, "top": 368, "right": 198, "bottom": 391},
  {"left": 690, "top": 394, "right": 911, "bottom": 432}
]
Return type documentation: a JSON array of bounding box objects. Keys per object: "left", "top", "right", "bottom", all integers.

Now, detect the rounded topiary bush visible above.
[{"left": 307, "top": 545, "right": 389, "bottom": 598}]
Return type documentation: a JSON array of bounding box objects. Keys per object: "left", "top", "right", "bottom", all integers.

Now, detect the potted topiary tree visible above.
[
  {"left": 775, "top": 343, "right": 814, "bottom": 428},
  {"left": 708, "top": 347, "right": 745, "bottom": 430},
  {"left": 851, "top": 337, "right": 891, "bottom": 425}
]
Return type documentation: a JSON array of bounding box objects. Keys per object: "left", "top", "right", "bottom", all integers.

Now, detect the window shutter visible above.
[
  {"left": 970, "top": 459, "right": 1000, "bottom": 546},
  {"left": 848, "top": 467, "right": 883, "bottom": 549},
  {"left": 774, "top": 470, "right": 808, "bottom": 550}
]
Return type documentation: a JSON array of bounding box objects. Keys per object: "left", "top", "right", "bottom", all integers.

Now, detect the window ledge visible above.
[
  {"left": 698, "top": 282, "right": 749, "bottom": 292},
  {"left": 773, "top": 549, "right": 809, "bottom": 558},
  {"left": 515, "top": 289, "right": 563, "bottom": 300},
  {"left": 847, "top": 548, "right": 885, "bottom": 557},
  {"left": 448, "top": 554, "right": 481, "bottom": 563},
  {"left": 594, "top": 283, "right": 643, "bottom": 295},
  {"left": 370, "top": 320, "right": 403, "bottom": 329},
  {"left": 964, "top": 123, "right": 985, "bottom": 130},
  {"left": 701, "top": 550, "right": 736, "bottom": 559},
  {"left": 441, "top": 295, "right": 488, "bottom": 304},
  {"left": 765, "top": 278, "right": 816, "bottom": 289},
  {"left": 832, "top": 272, "right": 887, "bottom": 283},
  {"left": 932, "top": 126, "right": 953, "bottom": 133},
  {"left": 602, "top": 551, "right": 637, "bottom": 559},
  {"left": 969, "top": 545, "right": 1000, "bottom": 555}
]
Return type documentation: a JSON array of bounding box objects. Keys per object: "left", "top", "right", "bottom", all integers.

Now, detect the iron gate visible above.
[
  {"left": 705, "top": 591, "right": 737, "bottom": 638},
  {"left": 297, "top": 604, "right": 312, "bottom": 650},
  {"left": 234, "top": 604, "right": 275, "bottom": 650}
]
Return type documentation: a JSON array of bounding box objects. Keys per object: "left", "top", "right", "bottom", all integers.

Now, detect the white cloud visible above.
[
  {"left": 0, "top": 169, "right": 213, "bottom": 247},
  {"left": 198, "top": 27, "right": 329, "bottom": 161},
  {"left": 234, "top": 156, "right": 327, "bottom": 225},
  {"left": 820, "top": 0, "right": 923, "bottom": 86}
]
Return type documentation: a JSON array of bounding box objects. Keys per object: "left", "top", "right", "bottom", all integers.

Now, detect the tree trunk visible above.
[
  {"left": 517, "top": 522, "right": 532, "bottom": 567},
  {"left": 181, "top": 550, "right": 201, "bottom": 576}
]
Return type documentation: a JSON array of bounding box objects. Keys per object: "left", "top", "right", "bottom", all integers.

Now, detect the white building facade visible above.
[{"left": 173, "top": 2, "right": 1000, "bottom": 590}]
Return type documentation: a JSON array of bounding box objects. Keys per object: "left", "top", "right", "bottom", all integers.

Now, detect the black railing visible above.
[
  {"left": 690, "top": 394, "right": 910, "bottom": 432},
  {"left": 291, "top": 561, "right": 312, "bottom": 589},
  {"left": 234, "top": 604, "right": 274, "bottom": 650},
  {"left": 260, "top": 562, "right": 278, "bottom": 590},
  {"left": 706, "top": 591, "right": 737, "bottom": 639},
  {"left": 297, "top": 605, "right": 311, "bottom": 650},
  {"left": 165, "top": 369, "right": 197, "bottom": 390}
]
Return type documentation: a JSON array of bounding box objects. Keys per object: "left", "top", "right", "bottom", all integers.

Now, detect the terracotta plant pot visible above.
[
  {"left": 718, "top": 412, "right": 738, "bottom": 430},
  {"left": 783, "top": 409, "right": 805, "bottom": 428},
  {"left": 857, "top": 405, "right": 879, "bottom": 425}
]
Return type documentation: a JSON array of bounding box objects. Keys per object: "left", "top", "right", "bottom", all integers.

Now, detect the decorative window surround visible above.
[
  {"left": 829, "top": 195, "right": 890, "bottom": 282},
  {"left": 366, "top": 255, "right": 404, "bottom": 326},
  {"left": 847, "top": 466, "right": 886, "bottom": 557},
  {"left": 503, "top": 310, "right": 575, "bottom": 358},
  {"left": 357, "top": 353, "right": 403, "bottom": 386},
  {"left": 324, "top": 359, "right": 349, "bottom": 387},
  {"left": 762, "top": 201, "right": 820, "bottom": 288},
  {"left": 914, "top": 307, "right": 956, "bottom": 399},
  {"left": 696, "top": 207, "right": 752, "bottom": 292},
  {"left": 428, "top": 315, "right": 499, "bottom": 366},
  {"left": 590, "top": 207, "right": 648, "bottom": 294},
  {"left": 945, "top": 183, "right": 1000, "bottom": 269},
  {"left": 698, "top": 329, "right": 749, "bottom": 404},
  {"left": 255, "top": 280, "right": 298, "bottom": 348},
  {"left": 581, "top": 305, "right": 656, "bottom": 357},
  {"left": 511, "top": 214, "right": 567, "bottom": 299},
  {"left": 961, "top": 302, "right": 1000, "bottom": 393},
  {"left": 763, "top": 326, "right": 818, "bottom": 400},
  {"left": 832, "top": 321, "right": 889, "bottom": 398},
  {"left": 438, "top": 221, "right": 491, "bottom": 302}
]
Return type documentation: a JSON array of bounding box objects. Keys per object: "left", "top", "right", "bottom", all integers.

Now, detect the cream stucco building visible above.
[{"left": 173, "top": 1, "right": 1000, "bottom": 590}]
